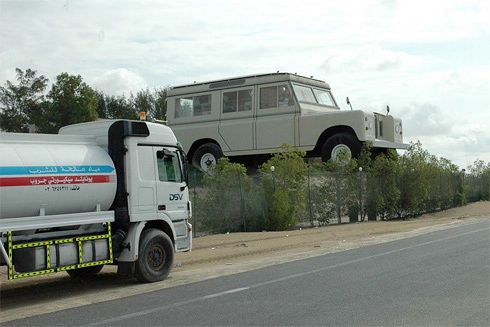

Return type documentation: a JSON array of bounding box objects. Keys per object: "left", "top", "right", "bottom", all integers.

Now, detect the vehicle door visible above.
[
  {"left": 153, "top": 146, "right": 189, "bottom": 221},
  {"left": 218, "top": 87, "right": 254, "bottom": 152},
  {"left": 255, "top": 83, "right": 298, "bottom": 150}
]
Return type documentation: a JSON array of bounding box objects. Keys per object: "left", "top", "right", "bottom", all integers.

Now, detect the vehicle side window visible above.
[
  {"left": 223, "top": 89, "right": 252, "bottom": 113},
  {"left": 157, "top": 149, "right": 183, "bottom": 183},
  {"left": 278, "top": 85, "right": 293, "bottom": 107},
  {"left": 259, "top": 84, "right": 293, "bottom": 109},
  {"left": 175, "top": 94, "right": 211, "bottom": 118}
]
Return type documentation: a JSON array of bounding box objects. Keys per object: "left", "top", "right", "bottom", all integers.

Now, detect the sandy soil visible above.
[{"left": 1, "top": 201, "right": 488, "bottom": 323}]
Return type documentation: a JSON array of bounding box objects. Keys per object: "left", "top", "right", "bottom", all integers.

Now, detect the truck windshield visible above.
[{"left": 292, "top": 84, "right": 337, "bottom": 108}]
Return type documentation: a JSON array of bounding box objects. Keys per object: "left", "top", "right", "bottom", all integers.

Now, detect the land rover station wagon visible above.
[{"left": 166, "top": 72, "right": 408, "bottom": 171}]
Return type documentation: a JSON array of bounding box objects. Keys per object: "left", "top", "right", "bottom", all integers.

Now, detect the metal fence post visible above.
[
  {"left": 336, "top": 172, "right": 341, "bottom": 224},
  {"left": 192, "top": 170, "right": 197, "bottom": 238},
  {"left": 359, "top": 167, "right": 363, "bottom": 222},
  {"left": 307, "top": 169, "right": 313, "bottom": 227},
  {"left": 238, "top": 172, "right": 246, "bottom": 232}
]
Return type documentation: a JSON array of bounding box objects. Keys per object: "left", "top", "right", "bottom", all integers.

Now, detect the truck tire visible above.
[
  {"left": 321, "top": 133, "right": 362, "bottom": 162},
  {"left": 192, "top": 143, "right": 223, "bottom": 172},
  {"left": 67, "top": 265, "right": 104, "bottom": 279},
  {"left": 135, "top": 229, "right": 174, "bottom": 283}
]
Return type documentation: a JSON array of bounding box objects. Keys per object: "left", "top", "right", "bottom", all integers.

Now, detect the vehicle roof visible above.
[{"left": 167, "top": 72, "right": 331, "bottom": 96}]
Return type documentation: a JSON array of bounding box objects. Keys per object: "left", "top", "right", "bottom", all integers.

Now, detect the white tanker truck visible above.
[{"left": 0, "top": 119, "right": 192, "bottom": 283}]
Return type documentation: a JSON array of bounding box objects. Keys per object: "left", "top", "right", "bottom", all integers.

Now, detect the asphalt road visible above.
[{"left": 6, "top": 221, "right": 489, "bottom": 327}]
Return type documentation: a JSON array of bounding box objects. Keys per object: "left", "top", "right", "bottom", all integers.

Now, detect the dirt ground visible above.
[{"left": 1, "top": 201, "right": 488, "bottom": 323}]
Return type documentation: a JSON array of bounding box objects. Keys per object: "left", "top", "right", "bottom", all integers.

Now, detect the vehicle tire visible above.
[
  {"left": 66, "top": 265, "right": 104, "bottom": 279},
  {"left": 321, "top": 133, "right": 362, "bottom": 162},
  {"left": 135, "top": 229, "right": 174, "bottom": 283},
  {"left": 192, "top": 143, "right": 223, "bottom": 172}
]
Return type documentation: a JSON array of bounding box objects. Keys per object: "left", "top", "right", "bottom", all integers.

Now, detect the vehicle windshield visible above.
[{"left": 292, "top": 83, "right": 338, "bottom": 108}]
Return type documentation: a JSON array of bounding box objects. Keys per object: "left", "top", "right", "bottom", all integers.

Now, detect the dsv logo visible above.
[{"left": 169, "top": 193, "right": 184, "bottom": 201}]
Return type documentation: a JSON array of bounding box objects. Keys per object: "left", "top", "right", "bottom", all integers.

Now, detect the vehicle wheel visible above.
[
  {"left": 135, "top": 229, "right": 174, "bottom": 283},
  {"left": 66, "top": 265, "right": 103, "bottom": 279},
  {"left": 192, "top": 143, "right": 223, "bottom": 172},
  {"left": 321, "top": 133, "right": 362, "bottom": 162}
]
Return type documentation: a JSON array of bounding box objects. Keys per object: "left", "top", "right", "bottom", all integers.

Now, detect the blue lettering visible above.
[{"left": 169, "top": 194, "right": 184, "bottom": 201}]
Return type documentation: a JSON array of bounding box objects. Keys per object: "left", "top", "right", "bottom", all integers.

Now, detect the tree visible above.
[
  {"left": 397, "top": 141, "right": 435, "bottom": 217},
  {"left": 131, "top": 88, "right": 153, "bottom": 118},
  {"left": 94, "top": 91, "right": 139, "bottom": 120},
  {"left": 196, "top": 158, "right": 253, "bottom": 233},
  {"left": 0, "top": 68, "right": 48, "bottom": 132},
  {"left": 466, "top": 159, "right": 490, "bottom": 201},
  {"left": 259, "top": 144, "right": 309, "bottom": 230},
  {"left": 131, "top": 87, "right": 169, "bottom": 121},
  {"left": 105, "top": 94, "right": 138, "bottom": 120},
  {"left": 94, "top": 91, "right": 108, "bottom": 119},
  {"left": 369, "top": 149, "right": 401, "bottom": 220},
  {"left": 152, "top": 87, "right": 168, "bottom": 121},
  {"left": 320, "top": 148, "right": 360, "bottom": 223},
  {"left": 38, "top": 73, "right": 98, "bottom": 133}
]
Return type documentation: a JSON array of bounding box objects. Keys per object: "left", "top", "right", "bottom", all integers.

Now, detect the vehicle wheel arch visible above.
[
  {"left": 143, "top": 219, "right": 175, "bottom": 246},
  {"left": 313, "top": 126, "right": 358, "bottom": 155},
  {"left": 190, "top": 140, "right": 224, "bottom": 172},
  {"left": 188, "top": 138, "right": 221, "bottom": 164},
  {"left": 116, "top": 219, "right": 175, "bottom": 264}
]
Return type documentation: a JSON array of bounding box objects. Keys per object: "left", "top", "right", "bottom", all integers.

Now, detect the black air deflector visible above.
[{"left": 108, "top": 120, "right": 150, "bottom": 222}]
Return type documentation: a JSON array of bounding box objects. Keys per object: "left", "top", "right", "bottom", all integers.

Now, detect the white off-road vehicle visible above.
[{"left": 166, "top": 72, "right": 408, "bottom": 171}]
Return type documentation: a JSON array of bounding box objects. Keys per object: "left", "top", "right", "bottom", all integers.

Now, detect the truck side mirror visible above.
[{"left": 157, "top": 149, "right": 175, "bottom": 159}]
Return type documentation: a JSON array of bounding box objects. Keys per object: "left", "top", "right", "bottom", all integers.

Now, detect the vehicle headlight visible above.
[
  {"left": 365, "top": 117, "right": 373, "bottom": 130},
  {"left": 395, "top": 123, "right": 401, "bottom": 134}
]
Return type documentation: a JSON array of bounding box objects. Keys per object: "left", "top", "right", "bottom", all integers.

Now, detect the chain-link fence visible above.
[{"left": 188, "top": 169, "right": 489, "bottom": 236}]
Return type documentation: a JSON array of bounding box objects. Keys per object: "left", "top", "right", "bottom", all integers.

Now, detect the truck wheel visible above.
[
  {"left": 67, "top": 265, "right": 104, "bottom": 279},
  {"left": 135, "top": 229, "right": 174, "bottom": 283},
  {"left": 192, "top": 143, "right": 223, "bottom": 172},
  {"left": 321, "top": 133, "right": 362, "bottom": 162}
]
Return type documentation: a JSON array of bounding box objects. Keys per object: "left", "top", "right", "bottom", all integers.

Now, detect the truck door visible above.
[
  {"left": 154, "top": 146, "right": 188, "bottom": 219},
  {"left": 154, "top": 146, "right": 191, "bottom": 250}
]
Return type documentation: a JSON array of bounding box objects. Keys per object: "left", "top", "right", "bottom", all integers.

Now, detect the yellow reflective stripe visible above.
[
  {"left": 12, "top": 269, "right": 56, "bottom": 279},
  {"left": 108, "top": 222, "right": 113, "bottom": 261},
  {"left": 76, "top": 234, "right": 110, "bottom": 241},
  {"left": 77, "top": 260, "right": 112, "bottom": 268},
  {"left": 78, "top": 239, "right": 83, "bottom": 264},
  {"left": 8, "top": 231, "right": 13, "bottom": 280},
  {"left": 57, "top": 265, "right": 78, "bottom": 272},
  {"left": 55, "top": 238, "right": 75, "bottom": 244},
  {"left": 46, "top": 244, "right": 51, "bottom": 269},
  {"left": 12, "top": 240, "right": 53, "bottom": 249}
]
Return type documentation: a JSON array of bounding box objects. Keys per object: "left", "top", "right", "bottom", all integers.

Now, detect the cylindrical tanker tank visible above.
[{"left": 0, "top": 133, "right": 117, "bottom": 219}]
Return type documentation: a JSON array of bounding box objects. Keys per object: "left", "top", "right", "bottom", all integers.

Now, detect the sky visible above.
[{"left": 1, "top": 0, "right": 489, "bottom": 169}]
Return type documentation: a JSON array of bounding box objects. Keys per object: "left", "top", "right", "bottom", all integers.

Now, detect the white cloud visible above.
[
  {"left": 91, "top": 69, "right": 147, "bottom": 96},
  {"left": 321, "top": 44, "right": 420, "bottom": 74},
  {"left": 402, "top": 102, "right": 454, "bottom": 137}
]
